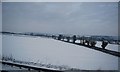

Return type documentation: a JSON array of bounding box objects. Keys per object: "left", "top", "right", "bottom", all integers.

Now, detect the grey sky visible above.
[
  {"left": 0, "top": 3, "right": 1, "bottom": 27},
  {"left": 2, "top": 2, "right": 118, "bottom": 36},
  {"left": 0, "top": 2, "right": 2, "bottom": 59}
]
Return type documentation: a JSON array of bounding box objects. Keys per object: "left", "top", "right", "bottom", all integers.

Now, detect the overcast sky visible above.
[
  {"left": 0, "top": 3, "right": 1, "bottom": 28},
  {"left": 2, "top": 2, "right": 118, "bottom": 36}
]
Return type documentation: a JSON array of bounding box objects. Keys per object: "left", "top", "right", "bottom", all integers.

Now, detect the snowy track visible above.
[{"left": 1, "top": 61, "right": 63, "bottom": 72}]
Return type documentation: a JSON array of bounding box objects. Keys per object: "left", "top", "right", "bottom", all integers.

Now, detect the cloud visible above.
[{"left": 2, "top": 2, "right": 118, "bottom": 36}]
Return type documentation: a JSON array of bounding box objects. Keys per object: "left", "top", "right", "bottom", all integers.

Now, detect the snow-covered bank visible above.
[
  {"left": 96, "top": 41, "right": 118, "bottom": 52},
  {"left": 2, "top": 35, "right": 118, "bottom": 70}
]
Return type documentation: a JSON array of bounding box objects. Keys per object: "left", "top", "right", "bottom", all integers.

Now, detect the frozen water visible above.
[{"left": 2, "top": 35, "right": 118, "bottom": 70}]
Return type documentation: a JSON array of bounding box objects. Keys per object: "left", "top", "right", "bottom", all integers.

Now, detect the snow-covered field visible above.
[{"left": 2, "top": 35, "right": 118, "bottom": 70}]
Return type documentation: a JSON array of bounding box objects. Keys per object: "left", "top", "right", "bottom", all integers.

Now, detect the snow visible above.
[
  {"left": 2, "top": 60, "right": 63, "bottom": 71},
  {"left": 1, "top": 63, "right": 27, "bottom": 70},
  {"left": 95, "top": 41, "right": 118, "bottom": 52},
  {"left": 2, "top": 35, "right": 118, "bottom": 70}
]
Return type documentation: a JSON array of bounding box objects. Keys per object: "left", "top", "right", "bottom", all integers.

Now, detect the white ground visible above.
[{"left": 2, "top": 35, "right": 118, "bottom": 70}]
